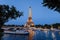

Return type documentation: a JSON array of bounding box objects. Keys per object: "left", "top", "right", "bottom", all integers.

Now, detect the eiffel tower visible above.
[{"left": 24, "top": 6, "right": 34, "bottom": 28}]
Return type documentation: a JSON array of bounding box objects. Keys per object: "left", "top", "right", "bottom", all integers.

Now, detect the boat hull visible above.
[{"left": 4, "top": 31, "right": 29, "bottom": 35}]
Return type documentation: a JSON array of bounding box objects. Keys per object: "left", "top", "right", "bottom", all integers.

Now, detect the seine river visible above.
[{"left": 2, "top": 29, "right": 60, "bottom": 40}]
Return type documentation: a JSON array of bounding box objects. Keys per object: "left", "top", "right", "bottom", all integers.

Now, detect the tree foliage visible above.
[
  {"left": 0, "top": 5, "right": 23, "bottom": 26},
  {"left": 42, "top": 0, "right": 60, "bottom": 13}
]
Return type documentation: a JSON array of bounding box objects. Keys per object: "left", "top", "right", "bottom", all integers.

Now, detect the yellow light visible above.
[
  {"left": 30, "top": 20, "right": 32, "bottom": 22},
  {"left": 31, "top": 24, "right": 34, "bottom": 26}
]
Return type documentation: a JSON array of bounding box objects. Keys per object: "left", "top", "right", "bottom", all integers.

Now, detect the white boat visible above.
[{"left": 4, "top": 30, "right": 29, "bottom": 35}]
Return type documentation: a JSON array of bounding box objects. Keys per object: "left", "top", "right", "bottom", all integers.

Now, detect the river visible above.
[{"left": 2, "top": 29, "right": 60, "bottom": 40}]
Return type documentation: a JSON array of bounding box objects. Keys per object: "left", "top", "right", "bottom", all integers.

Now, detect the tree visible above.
[
  {"left": 42, "top": 0, "right": 60, "bottom": 13},
  {"left": 44, "top": 24, "right": 51, "bottom": 29},
  {"left": 52, "top": 23, "right": 60, "bottom": 29},
  {"left": 0, "top": 5, "right": 23, "bottom": 39}
]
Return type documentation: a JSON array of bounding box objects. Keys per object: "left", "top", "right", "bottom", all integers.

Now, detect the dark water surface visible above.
[{"left": 2, "top": 30, "right": 60, "bottom": 40}]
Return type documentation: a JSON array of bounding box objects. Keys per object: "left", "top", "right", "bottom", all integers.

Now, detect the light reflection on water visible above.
[{"left": 2, "top": 30, "right": 60, "bottom": 40}]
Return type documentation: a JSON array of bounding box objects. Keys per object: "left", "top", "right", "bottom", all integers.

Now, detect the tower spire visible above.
[{"left": 29, "top": 6, "right": 32, "bottom": 17}]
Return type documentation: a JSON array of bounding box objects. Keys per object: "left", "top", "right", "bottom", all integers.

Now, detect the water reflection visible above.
[
  {"left": 2, "top": 30, "right": 60, "bottom": 40},
  {"left": 3, "top": 34, "right": 29, "bottom": 40},
  {"left": 33, "top": 30, "right": 60, "bottom": 40}
]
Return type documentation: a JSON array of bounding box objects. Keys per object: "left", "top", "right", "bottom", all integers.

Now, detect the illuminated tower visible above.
[{"left": 24, "top": 6, "right": 34, "bottom": 27}]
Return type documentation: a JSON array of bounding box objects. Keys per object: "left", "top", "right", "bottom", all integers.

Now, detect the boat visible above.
[{"left": 4, "top": 30, "right": 29, "bottom": 35}]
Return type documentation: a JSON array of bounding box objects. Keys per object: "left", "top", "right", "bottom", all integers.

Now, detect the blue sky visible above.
[{"left": 0, "top": 0, "right": 60, "bottom": 25}]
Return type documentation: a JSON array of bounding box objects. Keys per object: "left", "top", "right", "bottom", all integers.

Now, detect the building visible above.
[{"left": 24, "top": 6, "right": 34, "bottom": 28}]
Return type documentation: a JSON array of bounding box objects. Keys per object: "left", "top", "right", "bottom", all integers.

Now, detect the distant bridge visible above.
[{"left": 2, "top": 26, "right": 24, "bottom": 30}]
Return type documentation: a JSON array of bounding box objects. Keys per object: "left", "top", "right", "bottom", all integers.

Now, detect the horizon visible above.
[{"left": 0, "top": 0, "right": 60, "bottom": 25}]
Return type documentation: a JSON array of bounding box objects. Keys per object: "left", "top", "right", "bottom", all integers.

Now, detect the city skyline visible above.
[{"left": 0, "top": 0, "right": 60, "bottom": 25}]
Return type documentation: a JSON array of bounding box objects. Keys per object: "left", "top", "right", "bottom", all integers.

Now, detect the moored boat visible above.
[{"left": 4, "top": 30, "right": 29, "bottom": 35}]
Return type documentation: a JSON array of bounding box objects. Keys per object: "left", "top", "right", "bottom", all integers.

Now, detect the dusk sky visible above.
[{"left": 0, "top": 0, "right": 60, "bottom": 25}]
